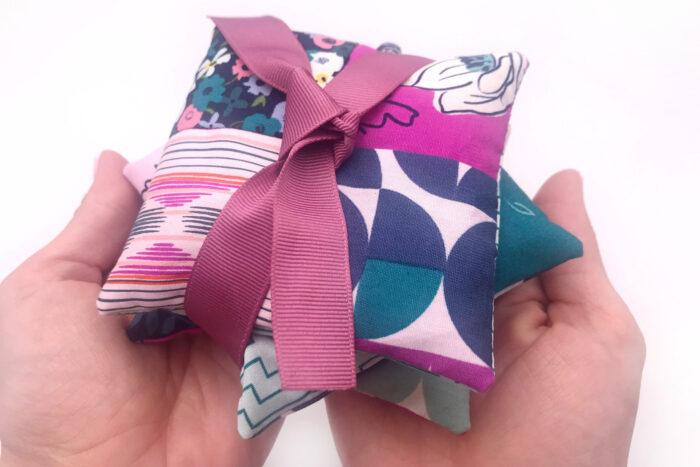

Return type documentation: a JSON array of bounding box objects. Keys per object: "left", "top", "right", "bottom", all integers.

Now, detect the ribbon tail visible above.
[
  {"left": 185, "top": 162, "right": 280, "bottom": 366},
  {"left": 272, "top": 140, "right": 356, "bottom": 390}
]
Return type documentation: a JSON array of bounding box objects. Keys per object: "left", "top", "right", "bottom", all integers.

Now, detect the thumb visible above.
[
  {"left": 46, "top": 151, "right": 141, "bottom": 279},
  {"left": 533, "top": 170, "right": 623, "bottom": 322}
]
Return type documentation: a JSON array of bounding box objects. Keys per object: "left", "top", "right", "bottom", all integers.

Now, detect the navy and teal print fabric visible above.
[{"left": 337, "top": 148, "right": 497, "bottom": 384}]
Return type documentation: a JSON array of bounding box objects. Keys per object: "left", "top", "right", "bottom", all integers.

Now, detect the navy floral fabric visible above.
[
  {"left": 172, "top": 27, "right": 360, "bottom": 138},
  {"left": 127, "top": 309, "right": 198, "bottom": 342}
]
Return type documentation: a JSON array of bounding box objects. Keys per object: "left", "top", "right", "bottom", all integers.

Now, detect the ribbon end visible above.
[{"left": 279, "top": 368, "right": 357, "bottom": 391}]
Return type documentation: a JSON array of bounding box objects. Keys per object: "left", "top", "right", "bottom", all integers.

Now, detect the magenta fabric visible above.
[
  {"left": 355, "top": 339, "right": 495, "bottom": 392},
  {"left": 356, "top": 86, "right": 506, "bottom": 178},
  {"left": 344, "top": 42, "right": 513, "bottom": 179},
  {"left": 184, "top": 16, "right": 431, "bottom": 390}
]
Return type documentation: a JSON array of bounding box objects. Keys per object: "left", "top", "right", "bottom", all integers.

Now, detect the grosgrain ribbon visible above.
[{"left": 184, "top": 16, "right": 431, "bottom": 390}]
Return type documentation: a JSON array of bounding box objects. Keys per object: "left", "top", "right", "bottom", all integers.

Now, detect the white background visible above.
[{"left": 1, "top": 1, "right": 699, "bottom": 465}]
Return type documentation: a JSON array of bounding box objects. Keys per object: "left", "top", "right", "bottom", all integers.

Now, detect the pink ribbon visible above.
[{"left": 184, "top": 16, "right": 430, "bottom": 390}]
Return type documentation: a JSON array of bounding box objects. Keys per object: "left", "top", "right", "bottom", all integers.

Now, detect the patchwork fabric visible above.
[
  {"left": 172, "top": 26, "right": 522, "bottom": 179},
  {"left": 237, "top": 335, "right": 327, "bottom": 438},
  {"left": 356, "top": 54, "right": 526, "bottom": 178},
  {"left": 122, "top": 162, "right": 581, "bottom": 438},
  {"left": 336, "top": 148, "right": 497, "bottom": 390},
  {"left": 100, "top": 20, "right": 547, "bottom": 437},
  {"left": 237, "top": 333, "right": 469, "bottom": 439},
  {"left": 121, "top": 157, "right": 580, "bottom": 437},
  {"left": 103, "top": 127, "right": 497, "bottom": 389},
  {"left": 98, "top": 128, "right": 280, "bottom": 314},
  {"left": 494, "top": 170, "right": 583, "bottom": 292},
  {"left": 355, "top": 358, "right": 471, "bottom": 435},
  {"left": 123, "top": 154, "right": 581, "bottom": 306},
  {"left": 172, "top": 27, "right": 373, "bottom": 138},
  {"left": 127, "top": 161, "right": 582, "bottom": 438},
  {"left": 237, "top": 335, "right": 383, "bottom": 438}
]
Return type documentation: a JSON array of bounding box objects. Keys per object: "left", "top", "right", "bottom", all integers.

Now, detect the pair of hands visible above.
[{"left": 0, "top": 151, "right": 644, "bottom": 466}]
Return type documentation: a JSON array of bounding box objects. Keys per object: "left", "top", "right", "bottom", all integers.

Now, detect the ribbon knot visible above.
[
  {"left": 278, "top": 68, "right": 361, "bottom": 171},
  {"left": 329, "top": 112, "right": 362, "bottom": 167},
  {"left": 185, "top": 16, "right": 431, "bottom": 390}
]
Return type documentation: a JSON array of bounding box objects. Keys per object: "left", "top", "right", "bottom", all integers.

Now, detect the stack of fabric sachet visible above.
[{"left": 99, "top": 16, "right": 583, "bottom": 438}]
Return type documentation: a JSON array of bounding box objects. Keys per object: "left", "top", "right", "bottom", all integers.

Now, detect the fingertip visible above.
[
  {"left": 558, "top": 168, "right": 582, "bottom": 185},
  {"left": 533, "top": 169, "right": 583, "bottom": 207},
  {"left": 99, "top": 149, "right": 126, "bottom": 162},
  {"left": 92, "top": 150, "right": 138, "bottom": 201},
  {"left": 47, "top": 150, "right": 141, "bottom": 275},
  {"left": 534, "top": 170, "right": 618, "bottom": 313},
  {"left": 559, "top": 169, "right": 583, "bottom": 198},
  {"left": 533, "top": 169, "right": 592, "bottom": 246},
  {"left": 94, "top": 150, "right": 128, "bottom": 179}
]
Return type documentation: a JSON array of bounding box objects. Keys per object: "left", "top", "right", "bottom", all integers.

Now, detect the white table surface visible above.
[{"left": 1, "top": 1, "right": 698, "bottom": 465}]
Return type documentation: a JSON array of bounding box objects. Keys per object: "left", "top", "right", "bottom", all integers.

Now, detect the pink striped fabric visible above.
[{"left": 184, "top": 16, "right": 430, "bottom": 390}]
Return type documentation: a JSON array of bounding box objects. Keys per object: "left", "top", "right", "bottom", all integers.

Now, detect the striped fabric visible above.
[{"left": 98, "top": 128, "right": 280, "bottom": 315}]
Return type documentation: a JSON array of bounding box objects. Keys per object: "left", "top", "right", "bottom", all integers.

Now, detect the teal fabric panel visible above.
[
  {"left": 353, "top": 259, "right": 443, "bottom": 340},
  {"left": 495, "top": 170, "right": 583, "bottom": 292}
]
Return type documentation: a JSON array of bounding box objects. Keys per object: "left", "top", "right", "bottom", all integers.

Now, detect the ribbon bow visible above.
[{"left": 185, "top": 16, "right": 430, "bottom": 390}]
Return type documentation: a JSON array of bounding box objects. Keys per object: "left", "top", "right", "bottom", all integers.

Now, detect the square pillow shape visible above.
[{"left": 101, "top": 22, "right": 526, "bottom": 394}]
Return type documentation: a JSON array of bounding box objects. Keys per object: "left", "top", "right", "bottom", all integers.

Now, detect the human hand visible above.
[
  {"left": 0, "top": 152, "right": 280, "bottom": 467},
  {"left": 326, "top": 170, "right": 645, "bottom": 466}
]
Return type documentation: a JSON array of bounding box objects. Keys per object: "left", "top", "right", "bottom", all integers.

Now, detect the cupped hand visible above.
[
  {"left": 325, "top": 170, "right": 645, "bottom": 467},
  {"left": 0, "top": 152, "right": 280, "bottom": 467}
]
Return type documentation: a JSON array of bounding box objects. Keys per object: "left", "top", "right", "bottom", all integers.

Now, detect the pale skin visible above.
[
  {"left": 0, "top": 151, "right": 644, "bottom": 466},
  {"left": 0, "top": 152, "right": 280, "bottom": 467}
]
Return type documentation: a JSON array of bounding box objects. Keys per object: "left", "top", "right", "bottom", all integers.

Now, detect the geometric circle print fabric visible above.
[{"left": 340, "top": 149, "right": 498, "bottom": 389}]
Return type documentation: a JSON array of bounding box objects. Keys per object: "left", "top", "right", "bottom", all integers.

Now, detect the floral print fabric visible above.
[
  {"left": 173, "top": 27, "right": 526, "bottom": 181},
  {"left": 173, "top": 27, "right": 362, "bottom": 137}
]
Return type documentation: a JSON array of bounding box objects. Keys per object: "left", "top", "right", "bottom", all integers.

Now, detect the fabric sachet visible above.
[
  {"left": 100, "top": 17, "right": 582, "bottom": 438},
  {"left": 102, "top": 125, "right": 498, "bottom": 388},
  {"left": 100, "top": 25, "right": 524, "bottom": 388}
]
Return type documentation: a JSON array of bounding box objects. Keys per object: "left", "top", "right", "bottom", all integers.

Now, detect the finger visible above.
[
  {"left": 533, "top": 170, "right": 624, "bottom": 319},
  {"left": 495, "top": 275, "right": 548, "bottom": 310},
  {"left": 45, "top": 151, "right": 141, "bottom": 278},
  {"left": 493, "top": 277, "right": 549, "bottom": 371},
  {"left": 326, "top": 390, "right": 462, "bottom": 465},
  {"left": 326, "top": 391, "right": 401, "bottom": 465}
]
